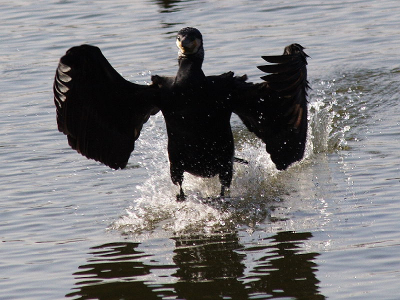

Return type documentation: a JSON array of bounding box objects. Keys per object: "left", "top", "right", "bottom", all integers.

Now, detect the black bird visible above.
[{"left": 53, "top": 27, "right": 309, "bottom": 200}]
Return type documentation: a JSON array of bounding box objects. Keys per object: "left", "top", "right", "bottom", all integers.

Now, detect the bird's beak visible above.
[{"left": 176, "top": 38, "right": 201, "bottom": 55}]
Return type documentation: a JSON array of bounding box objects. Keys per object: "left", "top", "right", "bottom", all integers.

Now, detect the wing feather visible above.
[
  {"left": 53, "top": 45, "right": 160, "bottom": 169},
  {"left": 233, "top": 44, "right": 309, "bottom": 170}
]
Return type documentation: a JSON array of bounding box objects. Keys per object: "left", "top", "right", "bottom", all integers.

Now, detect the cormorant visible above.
[{"left": 53, "top": 27, "right": 309, "bottom": 200}]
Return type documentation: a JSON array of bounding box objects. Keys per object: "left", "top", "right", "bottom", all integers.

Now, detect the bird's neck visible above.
[{"left": 175, "top": 51, "right": 205, "bottom": 86}]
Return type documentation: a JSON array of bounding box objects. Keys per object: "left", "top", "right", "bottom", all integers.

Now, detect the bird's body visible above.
[
  {"left": 53, "top": 27, "right": 309, "bottom": 200},
  {"left": 161, "top": 76, "right": 235, "bottom": 198}
]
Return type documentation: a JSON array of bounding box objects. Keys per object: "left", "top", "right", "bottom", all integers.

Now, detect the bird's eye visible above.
[{"left": 177, "top": 36, "right": 181, "bottom": 41}]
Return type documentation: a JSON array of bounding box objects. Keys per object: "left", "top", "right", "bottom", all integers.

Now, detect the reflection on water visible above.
[
  {"left": 155, "top": 0, "right": 186, "bottom": 13},
  {"left": 172, "top": 233, "right": 247, "bottom": 299},
  {"left": 66, "top": 242, "right": 173, "bottom": 300},
  {"left": 67, "top": 231, "right": 324, "bottom": 299},
  {"left": 241, "top": 232, "right": 324, "bottom": 300}
]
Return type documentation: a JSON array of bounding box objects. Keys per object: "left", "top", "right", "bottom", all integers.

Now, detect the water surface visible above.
[{"left": 1, "top": 1, "right": 400, "bottom": 299}]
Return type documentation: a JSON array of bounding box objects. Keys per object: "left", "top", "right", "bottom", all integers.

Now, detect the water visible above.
[{"left": 1, "top": 0, "right": 400, "bottom": 299}]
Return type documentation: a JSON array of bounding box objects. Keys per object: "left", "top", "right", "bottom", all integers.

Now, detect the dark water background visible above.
[{"left": 1, "top": 0, "right": 400, "bottom": 299}]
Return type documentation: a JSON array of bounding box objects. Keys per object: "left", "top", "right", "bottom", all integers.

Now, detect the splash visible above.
[{"left": 110, "top": 76, "right": 353, "bottom": 236}]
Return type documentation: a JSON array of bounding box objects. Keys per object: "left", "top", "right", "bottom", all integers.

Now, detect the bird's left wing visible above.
[
  {"left": 232, "top": 44, "right": 310, "bottom": 170},
  {"left": 54, "top": 45, "right": 160, "bottom": 169}
]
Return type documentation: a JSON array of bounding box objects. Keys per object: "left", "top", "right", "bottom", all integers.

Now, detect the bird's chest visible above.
[
  {"left": 161, "top": 97, "right": 230, "bottom": 152},
  {"left": 162, "top": 90, "right": 228, "bottom": 126}
]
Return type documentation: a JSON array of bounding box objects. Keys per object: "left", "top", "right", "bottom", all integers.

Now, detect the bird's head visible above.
[{"left": 176, "top": 27, "right": 203, "bottom": 57}]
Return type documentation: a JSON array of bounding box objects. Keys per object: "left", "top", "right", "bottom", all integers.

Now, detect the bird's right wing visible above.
[{"left": 54, "top": 45, "right": 160, "bottom": 169}]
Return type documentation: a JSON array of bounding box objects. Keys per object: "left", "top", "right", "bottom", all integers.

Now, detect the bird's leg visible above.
[
  {"left": 220, "top": 184, "right": 231, "bottom": 198},
  {"left": 177, "top": 183, "right": 186, "bottom": 202},
  {"left": 220, "top": 185, "right": 226, "bottom": 198},
  {"left": 219, "top": 165, "right": 233, "bottom": 199},
  {"left": 170, "top": 163, "right": 186, "bottom": 201}
]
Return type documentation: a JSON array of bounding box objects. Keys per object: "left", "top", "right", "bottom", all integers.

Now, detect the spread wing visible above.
[
  {"left": 233, "top": 44, "right": 309, "bottom": 170},
  {"left": 53, "top": 45, "right": 160, "bottom": 169}
]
